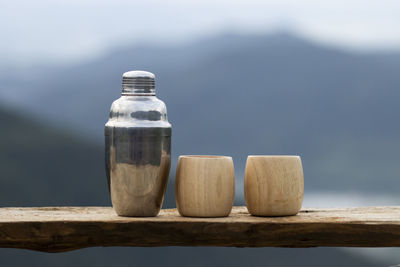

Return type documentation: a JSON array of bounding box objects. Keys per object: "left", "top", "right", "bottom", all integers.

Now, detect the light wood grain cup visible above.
[
  {"left": 175, "top": 155, "right": 235, "bottom": 217},
  {"left": 244, "top": 155, "right": 304, "bottom": 216}
]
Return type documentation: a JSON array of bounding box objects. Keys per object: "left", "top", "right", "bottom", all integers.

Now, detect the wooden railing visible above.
[{"left": 0, "top": 206, "right": 399, "bottom": 252}]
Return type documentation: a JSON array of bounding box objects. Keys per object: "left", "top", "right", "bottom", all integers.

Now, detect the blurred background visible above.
[{"left": 1, "top": 0, "right": 400, "bottom": 266}]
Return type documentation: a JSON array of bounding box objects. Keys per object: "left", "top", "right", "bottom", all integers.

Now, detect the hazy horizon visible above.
[{"left": 2, "top": 0, "right": 400, "bottom": 67}]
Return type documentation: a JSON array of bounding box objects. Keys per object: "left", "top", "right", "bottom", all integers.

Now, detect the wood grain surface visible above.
[
  {"left": 0, "top": 206, "right": 399, "bottom": 252},
  {"left": 175, "top": 155, "right": 235, "bottom": 217},
  {"left": 245, "top": 156, "right": 304, "bottom": 216}
]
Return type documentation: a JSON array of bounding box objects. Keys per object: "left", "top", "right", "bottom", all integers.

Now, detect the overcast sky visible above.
[{"left": 1, "top": 0, "right": 400, "bottom": 66}]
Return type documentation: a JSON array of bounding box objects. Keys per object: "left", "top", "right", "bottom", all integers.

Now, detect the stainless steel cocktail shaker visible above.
[{"left": 105, "top": 70, "right": 171, "bottom": 216}]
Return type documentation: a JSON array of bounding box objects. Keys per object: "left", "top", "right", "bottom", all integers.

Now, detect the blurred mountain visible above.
[
  {"left": 0, "top": 106, "right": 108, "bottom": 206},
  {"left": 1, "top": 31, "right": 400, "bottom": 193},
  {"left": 0, "top": 105, "right": 383, "bottom": 267}
]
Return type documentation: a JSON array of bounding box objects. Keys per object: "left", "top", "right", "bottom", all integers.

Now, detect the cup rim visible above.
[
  {"left": 247, "top": 155, "right": 300, "bottom": 158},
  {"left": 179, "top": 155, "right": 232, "bottom": 160}
]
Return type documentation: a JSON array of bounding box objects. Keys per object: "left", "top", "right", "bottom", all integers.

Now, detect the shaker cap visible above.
[{"left": 122, "top": 70, "right": 155, "bottom": 95}]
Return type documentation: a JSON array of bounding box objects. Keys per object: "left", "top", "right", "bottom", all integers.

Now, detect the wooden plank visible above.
[{"left": 0, "top": 206, "right": 399, "bottom": 252}]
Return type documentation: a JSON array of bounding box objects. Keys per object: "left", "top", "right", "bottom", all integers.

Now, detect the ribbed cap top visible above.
[{"left": 122, "top": 70, "right": 155, "bottom": 95}]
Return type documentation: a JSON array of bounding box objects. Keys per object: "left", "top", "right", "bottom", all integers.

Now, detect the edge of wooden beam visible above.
[{"left": 0, "top": 206, "right": 399, "bottom": 252}]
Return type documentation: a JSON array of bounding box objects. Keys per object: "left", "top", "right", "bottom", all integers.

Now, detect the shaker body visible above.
[{"left": 105, "top": 126, "right": 170, "bottom": 216}]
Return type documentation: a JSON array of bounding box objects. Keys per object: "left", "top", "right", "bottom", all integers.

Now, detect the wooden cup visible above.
[
  {"left": 244, "top": 155, "right": 304, "bottom": 216},
  {"left": 175, "top": 155, "right": 235, "bottom": 217}
]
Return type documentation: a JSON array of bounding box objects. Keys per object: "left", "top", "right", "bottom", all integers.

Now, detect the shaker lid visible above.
[
  {"left": 122, "top": 70, "right": 155, "bottom": 95},
  {"left": 123, "top": 70, "right": 155, "bottom": 79}
]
